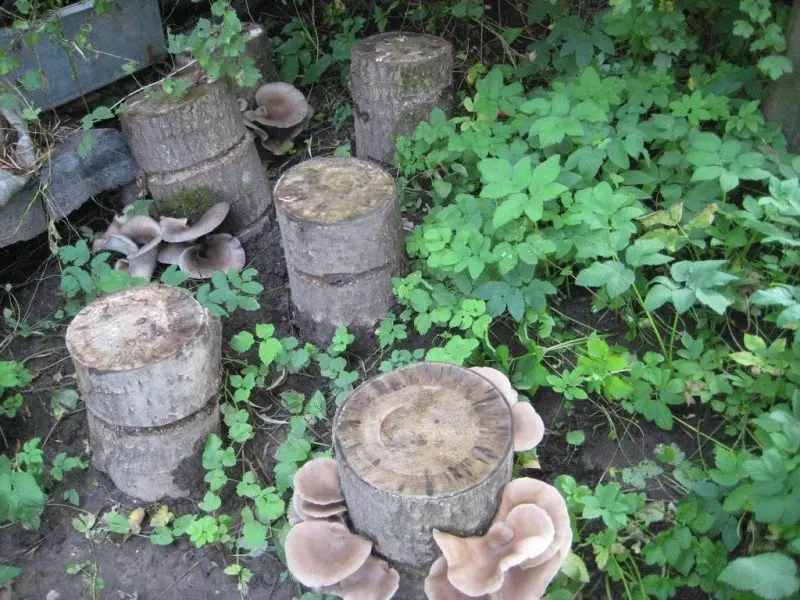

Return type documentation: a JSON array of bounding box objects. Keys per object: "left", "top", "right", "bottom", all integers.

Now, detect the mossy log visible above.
[
  {"left": 65, "top": 285, "right": 221, "bottom": 501},
  {"left": 349, "top": 32, "right": 453, "bottom": 164},
  {"left": 333, "top": 362, "right": 514, "bottom": 569},
  {"left": 273, "top": 156, "right": 405, "bottom": 344},
  {"left": 146, "top": 132, "right": 272, "bottom": 239},
  {"left": 120, "top": 81, "right": 272, "bottom": 240}
]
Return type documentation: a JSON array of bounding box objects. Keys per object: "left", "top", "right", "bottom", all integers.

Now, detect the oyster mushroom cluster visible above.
[
  {"left": 285, "top": 458, "right": 400, "bottom": 600},
  {"left": 420, "top": 368, "right": 572, "bottom": 600},
  {"left": 239, "top": 82, "right": 313, "bottom": 155},
  {"left": 425, "top": 478, "right": 572, "bottom": 599},
  {"left": 92, "top": 201, "right": 245, "bottom": 280}
]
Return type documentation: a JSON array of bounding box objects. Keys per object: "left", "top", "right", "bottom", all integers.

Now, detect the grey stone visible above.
[
  {"left": 43, "top": 129, "right": 139, "bottom": 219},
  {"left": 0, "top": 129, "right": 139, "bottom": 248},
  {"left": 0, "top": 187, "right": 47, "bottom": 247}
]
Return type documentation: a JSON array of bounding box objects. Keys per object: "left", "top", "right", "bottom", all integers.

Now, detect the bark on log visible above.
[
  {"left": 120, "top": 80, "right": 272, "bottom": 240},
  {"left": 120, "top": 80, "right": 245, "bottom": 174},
  {"left": 333, "top": 362, "right": 514, "bottom": 569},
  {"left": 65, "top": 284, "right": 221, "bottom": 501},
  {"left": 273, "top": 156, "right": 405, "bottom": 344},
  {"left": 233, "top": 23, "right": 278, "bottom": 107},
  {"left": 349, "top": 32, "right": 453, "bottom": 164},
  {"left": 764, "top": 0, "right": 800, "bottom": 153},
  {"left": 147, "top": 132, "right": 272, "bottom": 238}
]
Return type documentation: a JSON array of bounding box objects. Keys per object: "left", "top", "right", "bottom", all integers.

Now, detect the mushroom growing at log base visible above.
[
  {"left": 178, "top": 233, "right": 246, "bottom": 279},
  {"left": 425, "top": 477, "right": 572, "bottom": 600},
  {"left": 240, "top": 82, "right": 312, "bottom": 155},
  {"left": 284, "top": 520, "right": 373, "bottom": 588},
  {"left": 91, "top": 200, "right": 246, "bottom": 281},
  {"left": 469, "top": 366, "right": 545, "bottom": 452}
]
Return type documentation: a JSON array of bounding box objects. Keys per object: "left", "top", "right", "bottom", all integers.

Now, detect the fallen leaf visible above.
[
  {"left": 129, "top": 507, "right": 145, "bottom": 534},
  {"left": 150, "top": 505, "right": 174, "bottom": 528}
]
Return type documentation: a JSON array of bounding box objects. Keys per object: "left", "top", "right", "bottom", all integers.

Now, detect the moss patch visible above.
[{"left": 156, "top": 186, "right": 217, "bottom": 221}]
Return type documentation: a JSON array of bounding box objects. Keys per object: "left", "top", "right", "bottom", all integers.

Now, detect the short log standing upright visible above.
[
  {"left": 349, "top": 32, "right": 453, "bottom": 164},
  {"left": 332, "top": 362, "right": 514, "bottom": 569},
  {"left": 65, "top": 285, "right": 221, "bottom": 502},
  {"left": 120, "top": 80, "right": 272, "bottom": 241},
  {"left": 274, "top": 156, "right": 406, "bottom": 345}
]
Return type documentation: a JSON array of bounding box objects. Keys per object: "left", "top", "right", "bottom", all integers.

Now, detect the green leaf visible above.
[
  {"left": 198, "top": 492, "right": 222, "bottom": 512},
  {"left": 230, "top": 331, "right": 255, "bottom": 353},
  {"left": 625, "top": 239, "right": 673, "bottom": 268},
  {"left": 258, "top": 338, "right": 283, "bottom": 367},
  {"left": 576, "top": 261, "right": 635, "bottom": 298},
  {"left": 692, "top": 166, "right": 724, "bottom": 182},
  {"left": 0, "top": 565, "right": 21, "bottom": 586},
  {"left": 758, "top": 55, "right": 793, "bottom": 80},
  {"left": 566, "top": 430, "right": 585, "bottom": 445},
  {"left": 150, "top": 526, "right": 175, "bottom": 545},
  {"left": 718, "top": 553, "right": 799, "bottom": 600}
]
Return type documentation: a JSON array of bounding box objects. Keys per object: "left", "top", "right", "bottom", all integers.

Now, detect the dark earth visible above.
[{"left": 0, "top": 197, "right": 711, "bottom": 598}]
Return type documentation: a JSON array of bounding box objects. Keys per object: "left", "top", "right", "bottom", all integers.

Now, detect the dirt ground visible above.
[{"left": 0, "top": 203, "right": 712, "bottom": 598}]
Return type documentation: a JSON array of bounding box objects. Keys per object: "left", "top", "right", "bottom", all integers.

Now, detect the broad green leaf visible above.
[{"left": 718, "top": 552, "right": 799, "bottom": 600}]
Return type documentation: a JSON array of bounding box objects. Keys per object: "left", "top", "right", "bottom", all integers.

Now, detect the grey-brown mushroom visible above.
[
  {"left": 114, "top": 247, "right": 157, "bottom": 281},
  {"left": 510, "top": 402, "right": 545, "bottom": 452},
  {"left": 242, "top": 82, "right": 312, "bottom": 155},
  {"left": 119, "top": 214, "right": 163, "bottom": 259},
  {"left": 159, "top": 202, "right": 230, "bottom": 243},
  {"left": 293, "top": 457, "right": 344, "bottom": 506},
  {"left": 156, "top": 243, "right": 190, "bottom": 265},
  {"left": 284, "top": 520, "right": 372, "bottom": 588},
  {"left": 178, "top": 233, "right": 245, "bottom": 279},
  {"left": 496, "top": 478, "right": 572, "bottom": 571},
  {"left": 320, "top": 556, "right": 400, "bottom": 600},
  {"left": 432, "top": 504, "right": 555, "bottom": 596}
]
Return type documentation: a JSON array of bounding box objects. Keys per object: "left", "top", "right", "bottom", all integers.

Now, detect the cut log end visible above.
[
  {"left": 65, "top": 284, "right": 210, "bottom": 373},
  {"left": 333, "top": 362, "right": 514, "bottom": 567},
  {"left": 336, "top": 362, "right": 512, "bottom": 496},
  {"left": 273, "top": 156, "right": 395, "bottom": 224},
  {"left": 352, "top": 31, "right": 452, "bottom": 67}
]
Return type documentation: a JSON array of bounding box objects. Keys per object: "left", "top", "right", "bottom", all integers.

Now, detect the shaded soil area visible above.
[{"left": 0, "top": 216, "right": 714, "bottom": 598}]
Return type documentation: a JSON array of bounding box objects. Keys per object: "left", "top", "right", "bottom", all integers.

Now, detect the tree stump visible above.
[
  {"left": 233, "top": 23, "right": 278, "bottom": 107},
  {"left": 65, "top": 284, "right": 221, "bottom": 501},
  {"left": 349, "top": 32, "right": 453, "bottom": 164},
  {"left": 120, "top": 80, "right": 272, "bottom": 241},
  {"left": 273, "top": 157, "right": 405, "bottom": 345},
  {"left": 333, "top": 362, "right": 514, "bottom": 569}
]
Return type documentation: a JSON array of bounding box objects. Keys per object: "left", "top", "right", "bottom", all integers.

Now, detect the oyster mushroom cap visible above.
[
  {"left": 489, "top": 563, "right": 558, "bottom": 600},
  {"left": 253, "top": 82, "right": 310, "bottom": 128},
  {"left": 496, "top": 478, "right": 572, "bottom": 571},
  {"left": 424, "top": 557, "right": 480, "bottom": 600},
  {"left": 510, "top": 402, "right": 545, "bottom": 452},
  {"left": 118, "top": 215, "right": 163, "bottom": 260},
  {"left": 433, "top": 504, "right": 555, "bottom": 597},
  {"left": 157, "top": 243, "right": 191, "bottom": 265},
  {"left": 293, "top": 457, "right": 344, "bottom": 506},
  {"left": 178, "top": 233, "right": 246, "bottom": 279},
  {"left": 320, "top": 556, "right": 400, "bottom": 600},
  {"left": 113, "top": 246, "right": 157, "bottom": 281},
  {"left": 469, "top": 367, "right": 518, "bottom": 405},
  {"left": 93, "top": 233, "right": 139, "bottom": 256},
  {"left": 160, "top": 202, "right": 230, "bottom": 243},
  {"left": 284, "top": 520, "right": 372, "bottom": 588},
  {"left": 293, "top": 494, "right": 348, "bottom": 519}
]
